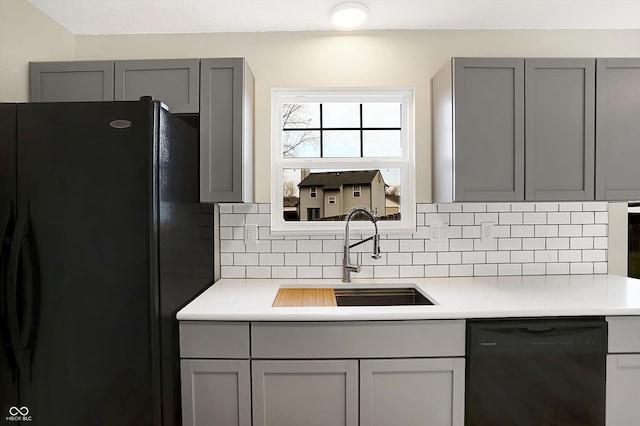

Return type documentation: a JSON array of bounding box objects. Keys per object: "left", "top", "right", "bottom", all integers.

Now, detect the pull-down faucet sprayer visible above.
[{"left": 342, "top": 206, "right": 381, "bottom": 283}]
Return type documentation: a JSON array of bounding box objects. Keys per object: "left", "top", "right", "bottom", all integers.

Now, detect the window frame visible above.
[
  {"left": 271, "top": 88, "right": 416, "bottom": 234},
  {"left": 327, "top": 195, "right": 337, "bottom": 204},
  {"left": 353, "top": 185, "right": 361, "bottom": 198},
  {"left": 310, "top": 186, "right": 317, "bottom": 198}
]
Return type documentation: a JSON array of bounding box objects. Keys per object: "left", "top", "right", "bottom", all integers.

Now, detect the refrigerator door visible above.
[
  {"left": 0, "top": 104, "right": 19, "bottom": 421},
  {"left": 15, "top": 101, "right": 159, "bottom": 426}
]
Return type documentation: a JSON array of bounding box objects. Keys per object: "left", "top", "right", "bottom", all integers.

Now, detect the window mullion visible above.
[{"left": 319, "top": 103, "right": 324, "bottom": 158}]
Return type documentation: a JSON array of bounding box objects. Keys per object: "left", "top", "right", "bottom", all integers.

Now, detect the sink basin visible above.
[{"left": 333, "top": 287, "right": 434, "bottom": 306}]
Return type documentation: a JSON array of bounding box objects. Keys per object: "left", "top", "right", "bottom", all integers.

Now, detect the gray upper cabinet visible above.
[
  {"left": 433, "top": 57, "right": 599, "bottom": 202},
  {"left": 200, "top": 58, "right": 254, "bottom": 203},
  {"left": 29, "top": 61, "right": 114, "bottom": 102},
  {"left": 433, "top": 58, "right": 525, "bottom": 202},
  {"left": 525, "top": 58, "right": 595, "bottom": 201},
  {"left": 114, "top": 59, "right": 200, "bottom": 113},
  {"left": 596, "top": 58, "right": 640, "bottom": 201}
]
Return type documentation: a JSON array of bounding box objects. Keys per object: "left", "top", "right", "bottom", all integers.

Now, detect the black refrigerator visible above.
[{"left": 0, "top": 98, "right": 214, "bottom": 425}]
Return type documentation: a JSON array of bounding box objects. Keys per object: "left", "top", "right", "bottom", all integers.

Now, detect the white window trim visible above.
[
  {"left": 310, "top": 187, "right": 317, "bottom": 198},
  {"left": 271, "top": 88, "right": 416, "bottom": 234},
  {"left": 353, "top": 185, "right": 361, "bottom": 198},
  {"left": 328, "top": 195, "right": 336, "bottom": 204}
]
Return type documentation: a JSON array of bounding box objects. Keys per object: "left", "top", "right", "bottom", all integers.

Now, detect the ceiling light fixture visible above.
[{"left": 329, "top": 2, "right": 369, "bottom": 31}]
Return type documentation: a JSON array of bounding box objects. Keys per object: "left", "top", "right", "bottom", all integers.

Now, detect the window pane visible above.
[
  {"left": 363, "top": 130, "right": 402, "bottom": 157},
  {"left": 323, "top": 130, "right": 360, "bottom": 157},
  {"left": 362, "top": 103, "right": 401, "bottom": 128},
  {"left": 282, "top": 168, "right": 402, "bottom": 222},
  {"left": 323, "top": 103, "right": 360, "bottom": 128},
  {"left": 282, "top": 130, "right": 320, "bottom": 157},
  {"left": 282, "top": 103, "right": 320, "bottom": 129}
]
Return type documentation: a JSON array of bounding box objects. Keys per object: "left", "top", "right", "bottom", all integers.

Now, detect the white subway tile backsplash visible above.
[
  {"left": 450, "top": 213, "right": 475, "bottom": 225},
  {"left": 511, "top": 251, "right": 534, "bottom": 263},
  {"left": 297, "top": 240, "right": 323, "bottom": 253},
  {"left": 463, "top": 252, "right": 486, "bottom": 264},
  {"left": 547, "top": 212, "right": 571, "bottom": 224},
  {"left": 499, "top": 263, "right": 522, "bottom": 276},
  {"left": 522, "top": 238, "right": 546, "bottom": 250},
  {"left": 425, "top": 265, "right": 449, "bottom": 277},
  {"left": 524, "top": 212, "right": 547, "bottom": 224},
  {"left": 400, "top": 239, "right": 425, "bottom": 252},
  {"left": 571, "top": 212, "right": 595, "bottom": 224},
  {"left": 583, "top": 225, "right": 608, "bottom": 237},
  {"left": 547, "top": 263, "right": 570, "bottom": 275},
  {"left": 558, "top": 250, "right": 582, "bottom": 262},
  {"left": 570, "top": 263, "right": 594, "bottom": 274},
  {"left": 570, "top": 237, "right": 594, "bottom": 250},
  {"left": 511, "top": 226, "right": 535, "bottom": 238},
  {"left": 413, "top": 252, "right": 438, "bottom": 265},
  {"left": 511, "top": 203, "right": 536, "bottom": 212},
  {"left": 487, "top": 251, "right": 510, "bottom": 264},
  {"left": 271, "top": 240, "right": 297, "bottom": 253},
  {"left": 499, "top": 212, "right": 523, "bottom": 225},
  {"left": 498, "top": 238, "right": 522, "bottom": 251},
  {"left": 438, "top": 252, "right": 462, "bottom": 265},
  {"left": 220, "top": 203, "right": 609, "bottom": 279},
  {"left": 272, "top": 266, "right": 297, "bottom": 279},
  {"left": 475, "top": 264, "right": 498, "bottom": 276},
  {"left": 523, "top": 263, "right": 546, "bottom": 275},
  {"left": 450, "top": 264, "right": 474, "bottom": 276},
  {"left": 285, "top": 253, "right": 310, "bottom": 266},
  {"left": 450, "top": 239, "right": 474, "bottom": 251}
]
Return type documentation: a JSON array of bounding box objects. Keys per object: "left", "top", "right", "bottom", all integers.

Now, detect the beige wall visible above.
[
  {"left": 0, "top": 0, "right": 74, "bottom": 101},
  {"left": 0, "top": 3, "right": 637, "bottom": 272},
  {"left": 72, "top": 29, "right": 640, "bottom": 204}
]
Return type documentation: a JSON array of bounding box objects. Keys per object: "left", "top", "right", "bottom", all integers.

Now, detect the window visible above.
[{"left": 272, "top": 88, "right": 415, "bottom": 233}]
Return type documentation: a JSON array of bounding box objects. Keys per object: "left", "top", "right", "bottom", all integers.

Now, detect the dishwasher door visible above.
[{"left": 465, "top": 317, "right": 607, "bottom": 426}]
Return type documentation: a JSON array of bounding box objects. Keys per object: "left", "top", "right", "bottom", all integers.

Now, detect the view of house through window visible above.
[{"left": 272, "top": 89, "right": 414, "bottom": 232}]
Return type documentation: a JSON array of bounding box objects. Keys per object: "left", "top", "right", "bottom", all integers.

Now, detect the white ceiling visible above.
[{"left": 25, "top": 0, "right": 640, "bottom": 35}]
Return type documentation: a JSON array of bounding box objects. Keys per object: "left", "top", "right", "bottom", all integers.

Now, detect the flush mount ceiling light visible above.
[{"left": 329, "top": 2, "right": 369, "bottom": 30}]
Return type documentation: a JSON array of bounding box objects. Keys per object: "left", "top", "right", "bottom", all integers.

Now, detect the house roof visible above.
[
  {"left": 298, "top": 170, "right": 385, "bottom": 189},
  {"left": 283, "top": 196, "right": 299, "bottom": 207}
]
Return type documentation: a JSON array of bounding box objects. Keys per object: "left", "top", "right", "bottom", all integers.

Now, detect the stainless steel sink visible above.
[{"left": 333, "top": 287, "right": 434, "bottom": 306}]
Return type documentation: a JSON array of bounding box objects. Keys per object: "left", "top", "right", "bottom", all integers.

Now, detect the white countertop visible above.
[{"left": 176, "top": 274, "right": 640, "bottom": 321}]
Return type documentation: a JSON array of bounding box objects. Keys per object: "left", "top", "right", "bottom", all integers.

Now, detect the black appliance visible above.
[
  {"left": 0, "top": 99, "right": 214, "bottom": 425},
  {"left": 465, "top": 317, "right": 607, "bottom": 426},
  {"left": 629, "top": 202, "right": 640, "bottom": 278}
]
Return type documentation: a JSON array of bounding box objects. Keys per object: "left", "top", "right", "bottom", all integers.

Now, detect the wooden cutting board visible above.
[{"left": 273, "top": 288, "right": 337, "bottom": 307}]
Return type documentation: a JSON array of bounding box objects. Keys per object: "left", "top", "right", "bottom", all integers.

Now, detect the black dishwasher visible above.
[{"left": 465, "top": 317, "right": 607, "bottom": 426}]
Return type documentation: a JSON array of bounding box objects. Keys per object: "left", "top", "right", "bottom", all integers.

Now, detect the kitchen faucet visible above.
[{"left": 342, "top": 206, "right": 381, "bottom": 283}]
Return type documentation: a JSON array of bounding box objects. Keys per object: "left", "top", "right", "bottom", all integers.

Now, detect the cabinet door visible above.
[
  {"left": 360, "top": 358, "right": 465, "bottom": 426},
  {"left": 180, "top": 359, "right": 251, "bottom": 426},
  {"left": 252, "top": 360, "right": 359, "bottom": 426},
  {"left": 596, "top": 58, "right": 640, "bottom": 200},
  {"left": 200, "top": 58, "right": 254, "bottom": 203},
  {"left": 606, "top": 354, "right": 640, "bottom": 426},
  {"left": 525, "top": 58, "right": 595, "bottom": 201},
  {"left": 453, "top": 58, "right": 525, "bottom": 201},
  {"left": 115, "top": 59, "right": 200, "bottom": 113},
  {"left": 29, "top": 61, "right": 114, "bottom": 102}
]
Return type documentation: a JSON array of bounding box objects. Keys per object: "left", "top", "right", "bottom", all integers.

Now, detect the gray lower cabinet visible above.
[
  {"left": 199, "top": 58, "right": 254, "bottom": 203},
  {"left": 596, "top": 58, "right": 640, "bottom": 200},
  {"left": 360, "top": 358, "right": 465, "bottom": 426},
  {"left": 29, "top": 60, "right": 114, "bottom": 102},
  {"left": 252, "top": 360, "right": 359, "bottom": 426},
  {"left": 606, "top": 316, "right": 640, "bottom": 426},
  {"left": 114, "top": 59, "right": 200, "bottom": 113},
  {"left": 606, "top": 354, "right": 640, "bottom": 426},
  {"left": 180, "top": 359, "right": 251, "bottom": 426},
  {"left": 432, "top": 57, "right": 597, "bottom": 202}
]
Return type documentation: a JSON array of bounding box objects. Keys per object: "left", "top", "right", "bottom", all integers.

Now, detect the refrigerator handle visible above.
[
  {"left": 7, "top": 206, "right": 39, "bottom": 380},
  {"left": 1, "top": 203, "right": 20, "bottom": 380}
]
